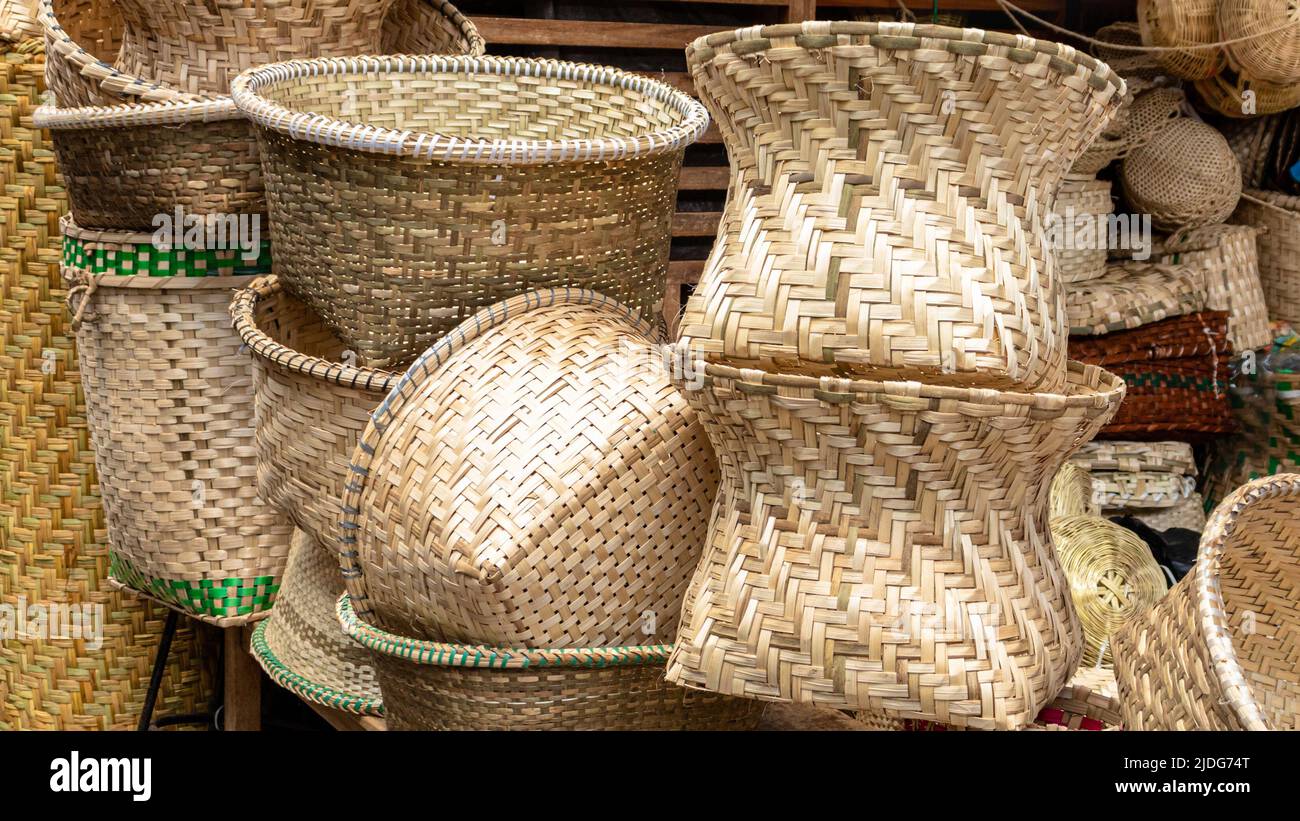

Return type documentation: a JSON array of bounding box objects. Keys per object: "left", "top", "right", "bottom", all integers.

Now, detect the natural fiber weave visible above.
[
  {"left": 1052, "top": 176, "right": 1114, "bottom": 284},
  {"left": 232, "top": 56, "right": 703, "bottom": 369},
  {"left": 0, "top": 0, "right": 36, "bottom": 42},
  {"left": 62, "top": 217, "right": 293, "bottom": 624},
  {"left": 1073, "top": 87, "right": 1184, "bottom": 177},
  {"left": 678, "top": 21, "right": 1126, "bottom": 391},
  {"left": 1156, "top": 224, "right": 1272, "bottom": 352},
  {"left": 1232, "top": 190, "right": 1300, "bottom": 326},
  {"left": 1051, "top": 462, "right": 1098, "bottom": 519},
  {"left": 39, "top": 0, "right": 181, "bottom": 107},
  {"left": 1120, "top": 118, "right": 1242, "bottom": 232},
  {"left": 230, "top": 276, "right": 399, "bottom": 548},
  {"left": 1072, "top": 439, "right": 1197, "bottom": 475},
  {"left": 340, "top": 289, "right": 717, "bottom": 648},
  {"left": 1219, "top": 0, "right": 1300, "bottom": 85},
  {"left": 1054, "top": 514, "right": 1167, "bottom": 667},
  {"left": 1194, "top": 66, "right": 1300, "bottom": 118},
  {"left": 1088, "top": 471, "right": 1196, "bottom": 509},
  {"left": 252, "top": 530, "right": 381, "bottom": 715},
  {"left": 1114, "top": 474, "right": 1300, "bottom": 729},
  {"left": 1132, "top": 494, "right": 1208, "bottom": 531},
  {"left": 1221, "top": 115, "right": 1283, "bottom": 188},
  {"left": 1093, "top": 22, "right": 1164, "bottom": 91},
  {"left": 1065, "top": 261, "right": 1207, "bottom": 336},
  {"left": 336, "top": 595, "right": 763, "bottom": 731},
  {"left": 1137, "top": 0, "right": 1225, "bottom": 80},
  {"left": 665, "top": 354, "right": 1125, "bottom": 729}
]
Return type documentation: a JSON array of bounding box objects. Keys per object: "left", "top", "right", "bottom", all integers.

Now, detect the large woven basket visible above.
[
  {"left": 232, "top": 56, "right": 705, "bottom": 369},
  {"left": 61, "top": 216, "right": 294, "bottom": 625},
  {"left": 230, "top": 276, "right": 399, "bottom": 549},
  {"left": 1114, "top": 474, "right": 1300, "bottom": 729},
  {"left": 1120, "top": 118, "right": 1242, "bottom": 232},
  {"left": 1219, "top": 0, "right": 1300, "bottom": 86},
  {"left": 1137, "top": 0, "right": 1225, "bottom": 80},
  {"left": 664, "top": 353, "right": 1125, "bottom": 729},
  {"left": 1156, "top": 224, "right": 1272, "bottom": 352},
  {"left": 677, "top": 22, "right": 1126, "bottom": 391},
  {"left": 1232, "top": 190, "right": 1300, "bottom": 327},
  {"left": 39, "top": 0, "right": 180, "bottom": 107}
]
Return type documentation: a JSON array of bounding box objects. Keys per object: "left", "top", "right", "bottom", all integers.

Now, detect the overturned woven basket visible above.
[{"left": 1137, "top": 0, "right": 1225, "bottom": 80}]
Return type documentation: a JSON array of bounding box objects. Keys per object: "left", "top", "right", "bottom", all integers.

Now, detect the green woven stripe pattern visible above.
[
  {"left": 111, "top": 553, "right": 279, "bottom": 619},
  {"left": 62, "top": 234, "right": 273, "bottom": 277},
  {"left": 250, "top": 620, "right": 384, "bottom": 716},
  {"left": 1121, "top": 371, "right": 1227, "bottom": 393}
]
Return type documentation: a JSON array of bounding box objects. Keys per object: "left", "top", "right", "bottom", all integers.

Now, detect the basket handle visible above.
[{"left": 65, "top": 275, "right": 98, "bottom": 330}]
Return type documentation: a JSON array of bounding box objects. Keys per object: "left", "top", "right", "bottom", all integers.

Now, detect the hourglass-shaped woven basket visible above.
[
  {"left": 1137, "top": 0, "right": 1225, "bottom": 80},
  {"left": 677, "top": 21, "right": 1126, "bottom": 391},
  {"left": 1114, "top": 474, "right": 1300, "bottom": 729}
]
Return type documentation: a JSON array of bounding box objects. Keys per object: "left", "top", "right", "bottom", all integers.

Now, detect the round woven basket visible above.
[
  {"left": 1232, "top": 190, "right": 1300, "bottom": 327},
  {"left": 1120, "top": 118, "right": 1242, "bottom": 232},
  {"left": 252, "top": 530, "right": 382, "bottom": 716},
  {"left": 61, "top": 216, "right": 293, "bottom": 625},
  {"left": 1194, "top": 66, "right": 1300, "bottom": 118},
  {"left": 1072, "top": 439, "right": 1197, "bottom": 475},
  {"left": 678, "top": 22, "right": 1126, "bottom": 391},
  {"left": 1114, "top": 474, "right": 1300, "bottom": 729},
  {"left": 336, "top": 595, "right": 763, "bottom": 730},
  {"left": 1052, "top": 514, "right": 1168, "bottom": 667},
  {"left": 1137, "top": 0, "right": 1225, "bottom": 80},
  {"left": 230, "top": 276, "right": 399, "bottom": 549},
  {"left": 1157, "top": 224, "right": 1272, "bottom": 352},
  {"left": 1052, "top": 176, "right": 1114, "bottom": 284},
  {"left": 39, "top": 0, "right": 182, "bottom": 107},
  {"left": 1065, "top": 261, "right": 1207, "bottom": 336},
  {"left": 1219, "top": 0, "right": 1300, "bottom": 85},
  {"left": 232, "top": 56, "right": 705, "bottom": 369},
  {"left": 1051, "top": 462, "right": 1098, "bottom": 519},
  {"left": 664, "top": 352, "right": 1125, "bottom": 729}
]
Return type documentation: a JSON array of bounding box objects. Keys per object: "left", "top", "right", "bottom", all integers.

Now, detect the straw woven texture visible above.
[
  {"left": 232, "top": 56, "right": 703, "bottom": 369},
  {"left": 231, "top": 276, "right": 399, "bottom": 550},
  {"left": 1051, "top": 462, "right": 1098, "bottom": 519},
  {"left": 39, "top": 0, "right": 181, "bottom": 107},
  {"left": 0, "top": 0, "right": 36, "bottom": 42},
  {"left": 1133, "top": 495, "right": 1208, "bottom": 531},
  {"left": 1137, "top": 0, "right": 1225, "bottom": 80},
  {"left": 1074, "top": 86, "right": 1183, "bottom": 182},
  {"left": 1120, "top": 118, "right": 1242, "bottom": 232},
  {"left": 1088, "top": 471, "right": 1196, "bottom": 509},
  {"left": 252, "top": 530, "right": 381, "bottom": 715},
  {"left": 1052, "top": 514, "right": 1167, "bottom": 667},
  {"left": 1233, "top": 190, "right": 1300, "bottom": 327},
  {"left": 0, "top": 41, "right": 215, "bottom": 729},
  {"left": 1065, "top": 261, "right": 1207, "bottom": 336},
  {"left": 1093, "top": 22, "right": 1164, "bottom": 92},
  {"left": 1221, "top": 115, "right": 1282, "bottom": 188},
  {"left": 340, "top": 289, "right": 717, "bottom": 649},
  {"left": 337, "top": 595, "right": 764, "bottom": 731},
  {"left": 1052, "top": 176, "right": 1114, "bottom": 284},
  {"left": 63, "top": 218, "right": 293, "bottom": 624},
  {"left": 1114, "top": 474, "right": 1300, "bottom": 729},
  {"left": 664, "top": 355, "right": 1125, "bottom": 728},
  {"left": 677, "top": 21, "right": 1126, "bottom": 391},
  {"left": 1157, "top": 224, "right": 1272, "bottom": 352},
  {"left": 1195, "top": 67, "right": 1300, "bottom": 118},
  {"left": 1219, "top": 0, "right": 1300, "bottom": 85},
  {"left": 1072, "top": 439, "right": 1196, "bottom": 475}
]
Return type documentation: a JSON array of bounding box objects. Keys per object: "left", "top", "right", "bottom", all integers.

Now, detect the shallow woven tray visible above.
[
  {"left": 1088, "top": 471, "right": 1197, "bottom": 509},
  {"left": 1065, "top": 261, "right": 1207, "bottom": 335},
  {"left": 1071, "top": 440, "right": 1197, "bottom": 475}
]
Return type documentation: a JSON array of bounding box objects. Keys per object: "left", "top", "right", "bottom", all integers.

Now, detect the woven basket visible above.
[
  {"left": 0, "top": 0, "right": 37, "bottom": 42},
  {"left": 1072, "top": 439, "right": 1197, "bottom": 475},
  {"left": 232, "top": 56, "right": 702, "bottom": 369},
  {"left": 337, "top": 595, "right": 763, "bottom": 731},
  {"left": 1051, "top": 462, "right": 1098, "bottom": 519},
  {"left": 1052, "top": 176, "right": 1114, "bottom": 284},
  {"left": 1219, "top": 0, "right": 1300, "bottom": 86},
  {"left": 677, "top": 21, "right": 1125, "bottom": 391},
  {"left": 61, "top": 216, "right": 294, "bottom": 625},
  {"left": 1089, "top": 471, "right": 1197, "bottom": 509},
  {"left": 1133, "top": 494, "right": 1209, "bottom": 531},
  {"left": 230, "top": 276, "right": 399, "bottom": 549},
  {"left": 1156, "top": 224, "right": 1272, "bottom": 352},
  {"left": 1071, "top": 311, "right": 1235, "bottom": 441},
  {"left": 1232, "top": 190, "right": 1300, "bottom": 326},
  {"left": 1114, "top": 474, "right": 1300, "bottom": 729},
  {"left": 665, "top": 353, "right": 1125, "bottom": 729},
  {"left": 1121, "top": 118, "right": 1242, "bottom": 232},
  {"left": 39, "top": 0, "right": 181, "bottom": 107},
  {"left": 1065, "top": 261, "right": 1207, "bottom": 336},
  {"left": 252, "top": 530, "right": 382, "bottom": 716},
  {"left": 1137, "top": 0, "right": 1225, "bottom": 80},
  {"left": 1053, "top": 514, "right": 1168, "bottom": 667},
  {"left": 1194, "top": 66, "right": 1300, "bottom": 118},
  {"left": 1073, "top": 87, "right": 1185, "bottom": 177}
]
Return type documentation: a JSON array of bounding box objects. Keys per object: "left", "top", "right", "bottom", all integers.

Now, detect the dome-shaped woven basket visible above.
[
  {"left": 1065, "top": 261, "right": 1207, "bottom": 336},
  {"left": 1052, "top": 514, "right": 1168, "bottom": 667},
  {"left": 1051, "top": 176, "right": 1114, "bottom": 284},
  {"left": 1121, "top": 118, "right": 1242, "bottom": 232},
  {"left": 677, "top": 21, "right": 1126, "bottom": 392},
  {"left": 1114, "top": 474, "right": 1300, "bottom": 729},
  {"left": 231, "top": 56, "right": 706, "bottom": 369},
  {"left": 1219, "top": 0, "right": 1300, "bottom": 86},
  {"left": 1232, "top": 190, "right": 1300, "bottom": 327},
  {"left": 664, "top": 352, "right": 1126, "bottom": 729},
  {"left": 252, "top": 530, "right": 382, "bottom": 716},
  {"left": 1194, "top": 66, "right": 1300, "bottom": 118},
  {"left": 60, "top": 216, "right": 293, "bottom": 625},
  {"left": 1051, "top": 462, "right": 1098, "bottom": 519},
  {"left": 1137, "top": 0, "right": 1226, "bottom": 80},
  {"left": 230, "top": 276, "right": 400, "bottom": 550},
  {"left": 1157, "top": 224, "right": 1271, "bottom": 352}
]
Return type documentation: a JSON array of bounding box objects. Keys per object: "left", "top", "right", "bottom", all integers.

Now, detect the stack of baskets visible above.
[{"left": 1071, "top": 441, "right": 1208, "bottom": 531}]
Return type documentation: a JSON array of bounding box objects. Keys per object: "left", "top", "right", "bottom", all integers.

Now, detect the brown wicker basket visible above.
[
  {"left": 39, "top": 0, "right": 184, "bottom": 106},
  {"left": 1120, "top": 118, "right": 1242, "bottom": 231},
  {"left": 1156, "top": 224, "right": 1272, "bottom": 352},
  {"left": 1219, "top": 0, "right": 1300, "bottom": 86},
  {"left": 1137, "top": 0, "right": 1225, "bottom": 80},
  {"left": 664, "top": 353, "right": 1125, "bottom": 729},
  {"left": 678, "top": 21, "right": 1126, "bottom": 391},
  {"left": 61, "top": 216, "right": 293, "bottom": 625},
  {"left": 1114, "top": 474, "right": 1300, "bottom": 729},
  {"left": 1232, "top": 190, "right": 1300, "bottom": 327},
  {"left": 230, "top": 276, "right": 399, "bottom": 550}
]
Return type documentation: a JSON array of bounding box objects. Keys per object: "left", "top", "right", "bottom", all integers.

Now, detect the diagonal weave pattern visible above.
[
  {"left": 1157, "top": 224, "right": 1271, "bottom": 353},
  {"left": 1232, "top": 190, "right": 1300, "bottom": 327},
  {"left": 677, "top": 21, "right": 1126, "bottom": 390}
]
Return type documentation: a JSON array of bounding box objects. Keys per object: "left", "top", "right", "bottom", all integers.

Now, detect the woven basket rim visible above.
[
  {"left": 230, "top": 275, "right": 402, "bottom": 394},
  {"left": 33, "top": 96, "right": 241, "bottom": 128},
  {"left": 687, "top": 20, "right": 1125, "bottom": 96},
  {"left": 251, "top": 617, "right": 384, "bottom": 715},
  {"left": 336, "top": 594, "right": 672, "bottom": 668},
  {"left": 229, "top": 54, "right": 710, "bottom": 164},
  {"left": 1244, "top": 187, "right": 1300, "bottom": 212}
]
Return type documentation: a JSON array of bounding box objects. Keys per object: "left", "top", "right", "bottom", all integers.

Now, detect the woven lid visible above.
[
  {"left": 1121, "top": 118, "right": 1242, "bottom": 231},
  {"left": 1219, "top": 0, "right": 1300, "bottom": 85},
  {"left": 339, "top": 289, "right": 718, "bottom": 649}
]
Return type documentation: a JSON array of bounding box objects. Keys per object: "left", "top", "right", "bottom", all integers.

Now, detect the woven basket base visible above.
[{"left": 107, "top": 571, "right": 273, "bottom": 629}]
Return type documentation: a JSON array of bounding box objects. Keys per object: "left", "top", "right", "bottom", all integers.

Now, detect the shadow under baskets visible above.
[
  {"left": 1114, "top": 474, "right": 1300, "bottom": 729},
  {"left": 231, "top": 55, "right": 707, "bottom": 369}
]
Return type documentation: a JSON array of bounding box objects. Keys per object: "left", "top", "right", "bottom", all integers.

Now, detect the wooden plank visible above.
[
  {"left": 308, "top": 701, "right": 388, "bottom": 731},
  {"left": 786, "top": 0, "right": 817, "bottom": 21},
  {"left": 678, "top": 166, "right": 730, "bottom": 190},
  {"left": 223, "top": 626, "right": 262, "bottom": 731},
  {"left": 672, "top": 211, "right": 722, "bottom": 237},
  {"left": 663, "top": 259, "right": 705, "bottom": 331},
  {"left": 473, "top": 17, "right": 720, "bottom": 49}
]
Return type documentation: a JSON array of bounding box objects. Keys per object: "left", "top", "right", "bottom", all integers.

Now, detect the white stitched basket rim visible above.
[
  {"left": 229, "top": 54, "right": 710, "bottom": 164},
  {"left": 33, "top": 96, "right": 241, "bottom": 129}
]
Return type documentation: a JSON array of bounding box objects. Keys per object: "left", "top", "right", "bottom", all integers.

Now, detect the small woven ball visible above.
[{"left": 1121, "top": 118, "right": 1242, "bottom": 231}]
